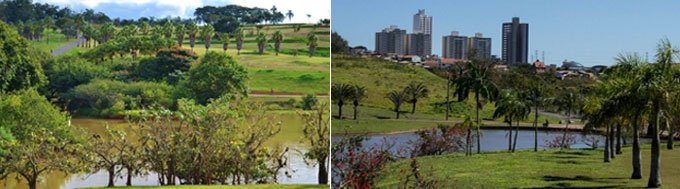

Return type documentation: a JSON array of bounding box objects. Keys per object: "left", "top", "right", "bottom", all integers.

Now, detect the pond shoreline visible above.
[{"left": 333, "top": 124, "right": 592, "bottom": 137}]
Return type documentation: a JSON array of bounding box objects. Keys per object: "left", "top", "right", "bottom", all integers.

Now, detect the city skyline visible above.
[{"left": 332, "top": 0, "right": 680, "bottom": 66}]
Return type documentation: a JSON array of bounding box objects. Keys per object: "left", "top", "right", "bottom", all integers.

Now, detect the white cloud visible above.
[{"left": 34, "top": 0, "right": 330, "bottom": 23}]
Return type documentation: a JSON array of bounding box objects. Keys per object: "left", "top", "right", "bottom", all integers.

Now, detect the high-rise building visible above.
[
  {"left": 413, "top": 10, "right": 432, "bottom": 56},
  {"left": 442, "top": 31, "right": 468, "bottom": 60},
  {"left": 502, "top": 17, "right": 529, "bottom": 66},
  {"left": 375, "top": 25, "right": 406, "bottom": 54},
  {"left": 467, "top": 33, "right": 492, "bottom": 59},
  {"left": 405, "top": 33, "right": 432, "bottom": 57}
]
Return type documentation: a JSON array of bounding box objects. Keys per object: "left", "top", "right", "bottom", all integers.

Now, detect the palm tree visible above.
[
  {"left": 404, "top": 82, "right": 429, "bottom": 114},
  {"left": 163, "top": 21, "right": 173, "bottom": 39},
  {"left": 235, "top": 27, "right": 244, "bottom": 55},
  {"left": 494, "top": 90, "right": 530, "bottom": 152},
  {"left": 175, "top": 24, "right": 185, "bottom": 47},
  {"left": 351, "top": 85, "right": 367, "bottom": 120},
  {"left": 140, "top": 21, "right": 150, "bottom": 36},
  {"left": 100, "top": 22, "right": 115, "bottom": 43},
  {"left": 271, "top": 31, "right": 283, "bottom": 56},
  {"left": 217, "top": 32, "right": 230, "bottom": 53},
  {"left": 307, "top": 32, "right": 319, "bottom": 57},
  {"left": 256, "top": 32, "right": 267, "bottom": 55},
  {"left": 75, "top": 13, "right": 84, "bottom": 37},
  {"left": 556, "top": 91, "right": 579, "bottom": 150},
  {"left": 187, "top": 22, "right": 198, "bottom": 50},
  {"left": 445, "top": 63, "right": 466, "bottom": 120},
  {"left": 286, "top": 10, "right": 294, "bottom": 22},
  {"left": 16, "top": 21, "right": 24, "bottom": 38},
  {"left": 43, "top": 16, "right": 54, "bottom": 44},
  {"left": 200, "top": 24, "right": 214, "bottom": 52},
  {"left": 386, "top": 90, "right": 408, "bottom": 119},
  {"left": 331, "top": 83, "right": 354, "bottom": 120},
  {"left": 455, "top": 61, "right": 498, "bottom": 154},
  {"left": 526, "top": 77, "right": 548, "bottom": 152},
  {"left": 456, "top": 116, "right": 477, "bottom": 156}
]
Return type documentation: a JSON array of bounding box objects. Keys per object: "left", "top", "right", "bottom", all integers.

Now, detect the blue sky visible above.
[
  {"left": 332, "top": 0, "right": 680, "bottom": 66},
  {"left": 35, "top": 0, "right": 330, "bottom": 24}
]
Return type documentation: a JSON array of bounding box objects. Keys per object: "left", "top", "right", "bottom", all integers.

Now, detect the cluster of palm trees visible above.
[
  {"left": 12, "top": 16, "right": 54, "bottom": 43},
  {"left": 331, "top": 83, "right": 367, "bottom": 120},
  {"left": 579, "top": 39, "right": 680, "bottom": 187},
  {"left": 385, "top": 82, "right": 430, "bottom": 119}
]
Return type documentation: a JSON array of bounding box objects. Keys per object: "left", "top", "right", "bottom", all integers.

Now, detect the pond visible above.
[
  {"left": 332, "top": 129, "right": 614, "bottom": 154},
  {"left": 3, "top": 113, "right": 317, "bottom": 189}
]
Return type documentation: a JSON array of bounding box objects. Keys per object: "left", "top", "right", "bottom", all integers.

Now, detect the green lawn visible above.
[
  {"left": 29, "top": 29, "right": 77, "bottom": 53},
  {"left": 249, "top": 69, "right": 329, "bottom": 94},
  {"left": 80, "top": 184, "right": 328, "bottom": 189},
  {"left": 375, "top": 144, "right": 680, "bottom": 188}
]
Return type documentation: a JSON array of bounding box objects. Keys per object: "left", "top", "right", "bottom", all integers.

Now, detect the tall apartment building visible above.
[
  {"left": 412, "top": 10, "right": 432, "bottom": 57},
  {"left": 375, "top": 25, "right": 406, "bottom": 54},
  {"left": 467, "top": 33, "right": 492, "bottom": 59},
  {"left": 442, "top": 31, "right": 468, "bottom": 60},
  {"left": 405, "top": 33, "right": 432, "bottom": 57},
  {"left": 502, "top": 17, "right": 529, "bottom": 66}
]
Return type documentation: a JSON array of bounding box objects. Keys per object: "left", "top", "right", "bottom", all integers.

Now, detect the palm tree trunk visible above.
[
  {"left": 561, "top": 111, "right": 570, "bottom": 150},
  {"left": 411, "top": 100, "right": 417, "bottom": 114},
  {"left": 610, "top": 124, "right": 616, "bottom": 159},
  {"left": 396, "top": 105, "right": 400, "bottom": 119},
  {"left": 513, "top": 121, "right": 519, "bottom": 152},
  {"left": 605, "top": 124, "right": 611, "bottom": 163},
  {"left": 667, "top": 118, "right": 673, "bottom": 150},
  {"left": 353, "top": 104, "right": 358, "bottom": 120},
  {"left": 648, "top": 105, "right": 661, "bottom": 187},
  {"left": 475, "top": 91, "right": 481, "bottom": 154},
  {"left": 617, "top": 123, "right": 623, "bottom": 154},
  {"left": 534, "top": 106, "right": 539, "bottom": 152},
  {"left": 509, "top": 119, "right": 513, "bottom": 151},
  {"left": 632, "top": 113, "right": 642, "bottom": 179},
  {"left": 466, "top": 128, "right": 472, "bottom": 156},
  {"left": 338, "top": 101, "right": 343, "bottom": 120}
]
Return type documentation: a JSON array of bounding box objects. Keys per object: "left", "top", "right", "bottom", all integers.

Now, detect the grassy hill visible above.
[{"left": 331, "top": 55, "right": 576, "bottom": 134}]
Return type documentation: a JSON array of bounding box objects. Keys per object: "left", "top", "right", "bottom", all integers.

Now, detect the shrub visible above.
[
  {"left": 179, "top": 51, "right": 248, "bottom": 104},
  {"left": 42, "top": 55, "right": 111, "bottom": 97},
  {"left": 66, "top": 79, "right": 175, "bottom": 117},
  {"left": 135, "top": 47, "right": 198, "bottom": 84},
  {"left": 300, "top": 94, "right": 318, "bottom": 110},
  {"left": 409, "top": 124, "right": 466, "bottom": 157}
]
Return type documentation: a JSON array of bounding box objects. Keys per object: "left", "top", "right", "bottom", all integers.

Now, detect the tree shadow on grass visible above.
[
  {"left": 533, "top": 175, "right": 636, "bottom": 189},
  {"left": 553, "top": 151, "right": 591, "bottom": 156}
]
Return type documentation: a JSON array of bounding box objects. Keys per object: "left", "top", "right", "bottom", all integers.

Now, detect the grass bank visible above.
[
  {"left": 80, "top": 184, "right": 328, "bottom": 189},
  {"left": 375, "top": 144, "right": 680, "bottom": 188}
]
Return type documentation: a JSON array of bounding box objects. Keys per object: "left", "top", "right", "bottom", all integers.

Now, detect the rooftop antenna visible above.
[
  {"left": 542, "top": 51, "right": 545, "bottom": 62},
  {"left": 646, "top": 52, "right": 649, "bottom": 62}
]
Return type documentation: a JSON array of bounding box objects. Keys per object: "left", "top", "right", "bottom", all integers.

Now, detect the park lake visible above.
[{"left": 3, "top": 113, "right": 316, "bottom": 189}]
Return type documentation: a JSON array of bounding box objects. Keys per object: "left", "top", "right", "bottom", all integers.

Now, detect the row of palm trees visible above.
[
  {"left": 331, "top": 83, "right": 367, "bottom": 120},
  {"left": 12, "top": 16, "right": 55, "bottom": 43},
  {"left": 385, "top": 82, "right": 430, "bottom": 119},
  {"left": 79, "top": 21, "right": 321, "bottom": 57}
]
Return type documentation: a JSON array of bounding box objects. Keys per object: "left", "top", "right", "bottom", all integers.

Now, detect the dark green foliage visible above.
[
  {"left": 213, "top": 16, "right": 240, "bottom": 33},
  {"left": 0, "top": 89, "right": 71, "bottom": 141},
  {"left": 179, "top": 51, "right": 248, "bottom": 104},
  {"left": 331, "top": 32, "right": 349, "bottom": 54},
  {"left": 65, "top": 79, "right": 175, "bottom": 117},
  {"left": 0, "top": 20, "right": 46, "bottom": 92},
  {"left": 301, "top": 94, "right": 318, "bottom": 110},
  {"left": 134, "top": 47, "right": 198, "bottom": 83},
  {"left": 42, "top": 55, "right": 111, "bottom": 97}
]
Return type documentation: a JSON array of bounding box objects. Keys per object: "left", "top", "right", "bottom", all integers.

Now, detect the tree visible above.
[
  {"left": 217, "top": 32, "right": 230, "bottom": 53},
  {"left": 527, "top": 77, "right": 548, "bottom": 152},
  {"left": 299, "top": 103, "right": 330, "bottom": 184},
  {"left": 556, "top": 91, "right": 579, "bottom": 150},
  {"left": 235, "top": 27, "right": 244, "bottom": 55},
  {"left": 0, "top": 89, "right": 88, "bottom": 189},
  {"left": 455, "top": 61, "right": 498, "bottom": 154},
  {"left": 42, "top": 54, "right": 111, "bottom": 98},
  {"left": 180, "top": 51, "right": 248, "bottom": 104},
  {"left": 331, "top": 83, "right": 354, "bottom": 120},
  {"left": 175, "top": 24, "right": 185, "bottom": 47},
  {"left": 493, "top": 90, "right": 530, "bottom": 152},
  {"left": 404, "top": 82, "right": 429, "bottom": 114},
  {"left": 43, "top": 16, "right": 54, "bottom": 44},
  {"left": 350, "top": 85, "right": 367, "bottom": 120},
  {"left": 307, "top": 32, "right": 319, "bottom": 57},
  {"left": 213, "top": 16, "right": 240, "bottom": 33},
  {"left": 286, "top": 10, "right": 294, "bottom": 22},
  {"left": 135, "top": 47, "right": 198, "bottom": 83},
  {"left": 100, "top": 22, "right": 115, "bottom": 43},
  {"left": 0, "top": 20, "right": 46, "bottom": 92},
  {"left": 255, "top": 32, "right": 268, "bottom": 55},
  {"left": 331, "top": 32, "right": 350, "bottom": 54},
  {"left": 201, "top": 24, "right": 214, "bottom": 52},
  {"left": 89, "top": 125, "right": 131, "bottom": 187},
  {"left": 187, "top": 22, "right": 198, "bottom": 50},
  {"left": 140, "top": 21, "right": 150, "bottom": 35},
  {"left": 387, "top": 90, "right": 408, "bottom": 119},
  {"left": 162, "top": 21, "right": 173, "bottom": 39},
  {"left": 271, "top": 31, "right": 283, "bottom": 56}
]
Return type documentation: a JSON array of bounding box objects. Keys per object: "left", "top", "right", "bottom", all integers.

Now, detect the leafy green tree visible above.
[
  {"left": 100, "top": 22, "right": 115, "bottom": 42},
  {"left": 299, "top": 103, "right": 330, "bottom": 184},
  {"left": 404, "top": 82, "right": 429, "bottom": 114},
  {"left": 493, "top": 90, "right": 530, "bottom": 152},
  {"left": 88, "top": 125, "right": 132, "bottom": 187},
  {"left": 42, "top": 54, "right": 111, "bottom": 97},
  {"left": 256, "top": 32, "right": 268, "bottom": 55},
  {"left": 201, "top": 24, "right": 214, "bottom": 52},
  {"left": 331, "top": 83, "right": 354, "bottom": 120},
  {"left": 187, "top": 22, "right": 198, "bottom": 50},
  {"left": 455, "top": 61, "right": 498, "bottom": 154},
  {"left": 286, "top": 10, "right": 294, "bottom": 22},
  {"left": 175, "top": 24, "right": 185, "bottom": 47},
  {"left": 0, "top": 20, "right": 46, "bottom": 92},
  {"left": 272, "top": 30, "right": 283, "bottom": 55},
  {"left": 163, "top": 21, "right": 173, "bottom": 39},
  {"left": 135, "top": 47, "right": 198, "bottom": 83},
  {"left": 235, "top": 27, "right": 245, "bottom": 55},
  {"left": 43, "top": 16, "right": 54, "bottom": 44},
  {"left": 140, "top": 21, "right": 150, "bottom": 35},
  {"left": 180, "top": 51, "right": 248, "bottom": 104},
  {"left": 331, "top": 32, "right": 350, "bottom": 54},
  {"left": 307, "top": 32, "right": 319, "bottom": 57},
  {"left": 0, "top": 89, "right": 88, "bottom": 189},
  {"left": 386, "top": 90, "right": 408, "bottom": 119}
]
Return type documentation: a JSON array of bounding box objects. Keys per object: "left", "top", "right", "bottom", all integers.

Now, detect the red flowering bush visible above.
[
  {"left": 543, "top": 129, "right": 577, "bottom": 149},
  {"left": 332, "top": 136, "right": 400, "bottom": 188},
  {"left": 398, "top": 158, "right": 450, "bottom": 189},
  {"left": 409, "top": 124, "right": 466, "bottom": 157}
]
